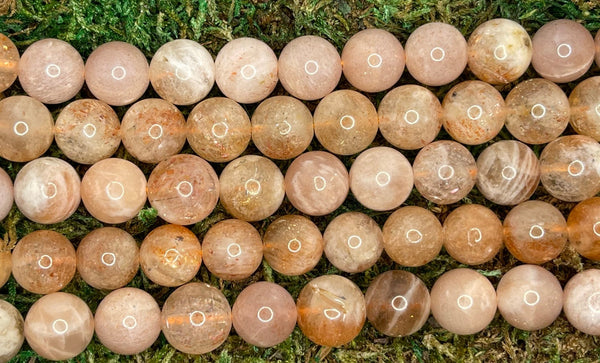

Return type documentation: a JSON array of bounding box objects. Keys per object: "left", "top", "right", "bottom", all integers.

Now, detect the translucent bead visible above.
[
  {"left": 251, "top": 96, "right": 313, "bottom": 160},
  {"left": 18, "top": 38, "right": 84, "bottom": 104},
  {"left": 365, "top": 270, "right": 430, "bottom": 337},
  {"left": 161, "top": 282, "right": 232, "bottom": 354},
  {"left": 378, "top": 85, "right": 442, "bottom": 150},
  {"left": 0, "top": 95, "right": 53, "bottom": 162},
  {"left": 563, "top": 269, "right": 600, "bottom": 335},
  {"left": 215, "top": 37, "right": 278, "bottom": 104},
  {"left": 476, "top": 140, "right": 540, "bottom": 206},
  {"left": 0, "top": 34, "right": 19, "bottom": 92},
  {"left": 412, "top": 140, "right": 477, "bottom": 205},
  {"left": 467, "top": 19, "right": 532, "bottom": 84},
  {"left": 187, "top": 97, "right": 251, "bottom": 163},
  {"left": 567, "top": 197, "right": 600, "bottom": 260},
  {"left": 0, "top": 250, "right": 10, "bottom": 288},
  {"left": 296, "top": 275, "right": 365, "bottom": 347},
  {"left": 341, "top": 28, "right": 405, "bottom": 93},
  {"left": 0, "top": 167, "right": 13, "bottom": 221},
  {"left": 278, "top": 35, "right": 342, "bottom": 101},
  {"left": 540, "top": 135, "right": 600, "bottom": 202},
  {"left": 14, "top": 157, "right": 80, "bottom": 224},
  {"left": 149, "top": 39, "right": 215, "bottom": 106},
  {"left": 140, "top": 224, "right": 202, "bottom": 287},
  {"left": 505, "top": 78, "right": 569, "bottom": 144},
  {"left": 430, "top": 268, "right": 496, "bottom": 335},
  {"left": 147, "top": 154, "right": 219, "bottom": 225},
  {"left": 569, "top": 76, "right": 600, "bottom": 141},
  {"left": 54, "top": 99, "right": 121, "bottom": 165},
  {"left": 313, "top": 89, "right": 378, "bottom": 155},
  {"left": 503, "top": 200, "right": 567, "bottom": 264},
  {"left": 12, "top": 230, "right": 76, "bottom": 294},
  {"left": 0, "top": 300, "right": 24, "bottom": 363}
]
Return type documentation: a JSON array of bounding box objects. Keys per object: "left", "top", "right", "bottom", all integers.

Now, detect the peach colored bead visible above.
[
  {"left": 567, "top": 197, "right": 600, "bottom": 260},
  {"left": 563, "top": 269, "right": 600, "bottom": 335},
  {"left": 0, "top": 300, "right": 24, "bottom": 363},
  {"left": 0, "top": 250, "right": 10, "bottom": 288},
  {"left": 0, "top": 167, "right": 13, "bottom": 221},
  {"left": 0, "top": 34, "right": 19, "bottom": 93},
  {"left": 569, "top": 76, "right": 600, "bottom": 141}
]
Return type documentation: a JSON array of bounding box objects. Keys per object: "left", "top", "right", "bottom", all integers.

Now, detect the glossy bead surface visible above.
[
  {"left": 140, "top": 224, "right": 202, "bottom": 287},
  {"left": 161, "top": 282, "right": 232, "bottom": 354},
  {"left": 285, "top": 151, "right": 349, "bottom": 216},
  {"left": 85, "top": 41, "right": 149, "bottom": 106},
  {"left": 430, "top": 268, "right": 496, "bottom": 335},
  {"left": 215, "top": 37, "right": 278, "bottom": 104},
  {"left": 12, "top": 230, "right": 76, "bottom": 294},
  {"left": 149, "top": 39, "right": 215, "bottom": 105},
  {"left": 54, "top": 99, "right": 121, "bottom": 164},
  {"left": 232, "top": 282, "right": 297, "bottom": 348},
  {"left": 563, "top": 269, "right": 600, "bottom": 335},
  {"left": 378, "top": 85, "right": 442, "bottom": 150},
  {"left": 0, "top": 167, "right": 13, "bottom": 221},
  {"left": 18, "top": 38, "right": 84, "bottom": 104},
  {"left": 296, "top": 275, "right": 365, "bottom": 347},
  {"left": 147, "top": 154, "right": 219, "bottom": 225},
  {"left": 251, "top": 96, "right": 313, "bottom": 160},
  {"left": 0, "top": 95, "right": 53, "bottom": 162},
  {"left": 201, "top": 219, "right": 262, "bottom": 281},
  {"left": 187, "top": 97, "right": 251, "bottom": 163},
  {"left": 412, "top": 140, "right": 477, "bottom": 205},
  {"left": 540, "top": 135, "right": 600, "bottom": 202},
  {"left": 567, "top": 197, "right": 600, "bottom": 260},
  {"left": 76, "top": 227, "right": 139, "bottom": 290},
  {"left": 14, "top": 157, "right": 80, "bottom": 224},
  {"left": 569, "top": 76, "right": 600, "bottom": 141},
  {"left": 0, "top": 300, "right": 24, "bottom": 363},
  {"left": 442, "top": 80, "right": 505, "bottom": 145},
  {"left": 0, "top": 34, "right": 19, "bottom": 92},
  {"left": 0, "top": 251, "right": 11, "bottom": 288},
  {"left": 496, "top": 264, "right": 563, "bottom": 331},
  {"left": 365, "top": 270, "right": 430, "bottom": 337},
  {"left": 503, "top": 200, "right": 567, "bottom": 264}
]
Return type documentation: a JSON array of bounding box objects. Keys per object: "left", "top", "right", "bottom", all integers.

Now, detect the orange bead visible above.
[
  {"left": 0, "top": 34, "right": 19, "bottom": 93},
  {"left": 567, "top": 197, "right": 600, "bottom": 260},
  {"left": 0, "top": 300, "right": 24, "bottom": 362},
  {"left": 0, "top": 167, "right": 13, "bottom": 221},
  {"left": 569, "top": 76, "right": 600, "bottom": 141},
  {"left": 0, "top": 250, "right": 11, "bottom": 288},
  {"left": 563, "top": 269, "right": 600, "bottom": 335}
]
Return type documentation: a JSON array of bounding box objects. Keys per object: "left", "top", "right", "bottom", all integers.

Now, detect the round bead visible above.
[
  {"left": 24, "top": 292, "right": 94, "bottom": 361},
  {"left": 596, "top": 29, "right": 600, "bottom": 68},
  {"left": 505, "top": 78, "right": 570, "bottom": 144},
  {"left": 496, "top": 264, "right": 563, "bottom": 331},
  {"left": 323, "top": 212, "right": 383, "bottom": 273},
  {"left": 219, "top": 155, "right": 284, "bottom": 221},
  {"left": 201, "top": 219, "right": 263, "bottom": 281},
  {"left": 296, "top": 275, "right": 365, "bottom": 347},
  {"left": 313, "top": 89, "right": 378, "bottom": 155},
  {"left": 85, "top": 41, "right": 149, "bottom": 106},
  {"left": 263, "top": 215, "right": 323, "bottom": 276},
  {"left": 383, "top": 206, "right": 443, "bottom": 267},
  {"left": 567, "top": 197, "right": 600, "bottom": 260},
  {"left": 365, "top": 270, "right": 430, "bottom": 337},
  {"left": 80, "top": 158, "right": 147, "bottom": 224},
  {"left": 443, "top": 204, "right": 503, "bottom": 265},
  {"left": 0, "top": 34, "right": 19, "bottom": 92},
  {"left": 442, "top": 80, "right": 505, "bottom": 145},
  {"left": 467, "top": 19, "right": 532, "bottom": 84},
  {"left": 76, "top": 227, "right": 139, "bottom": 290},
  {"left": 503, "top": 200, "right": 567, "bottom": 264},
  {"left": 0, "top": 300, "right": 24, "bottom": 363},
  {"left": 569, "top": 76, "right": 600, "bottom": 141},
  {"left": 531, "top": 19, "right": 594, "bottom": 83},
  {"left": 0, "top": 95, "right": 53, "bottom": 162},
  {"left": 215, "top": 37, "right": 278, "bottom": 104},
  {"left": 341, "top": 28, "right": 405, "bottom": 93},
  {"left": 232, "top": 281, "right": 297, "bottom": 348},
  {"left": 412, "top": 140, "right": 477, "bottom": 205},
  {"left": 140, "top": 224, "right": 202, "bottom": 287},
  {"left": 284, "top": 151, "right": 349, "bottom": 216},
  {"left": 12, "top": 230, "right": 76, "bottom": 294},
  {"left": 430, "top": 268, "right": 496, "bottom": 335},
  {"left": 0, "top": 167, "right": 13, "bottom": 221},
  {"left": 54, "top": 99, "right": 121, "bottom": 164},
  {"left": 349, "top": 147, "right": 413, "bottom": 211},
  {"left": 94, "top": 287, "right": 161, "bottom": 355},
  {"left": 251, "top": 96, "right": 313, "bottom": 160},
  {"left": 149, "top": 39, "right": 215, "bottom": 105},
  {"left": 378, "top": 85, "right": 442, "bottom": 150},
  {"left": 14, "top": 157, "right": 80, "bottom": 224},
  {"left": 121, "top": 98, "right": 186, "bottom": 164},
  {"left": 405, "top": 22, "right": 468, "bottom": 86},
  {"left": 18, "top": 38, "right": 84, "bottom": 104},
  {"left": 476, "top": 140, "right": 540, "bottom": 206},
  {"left": 161, "top": 282, "right": 232, "bottom": 354},
  {"left": 0, "top": 251, "right": 11, "bottom": 288},
  {"left": 147, "top": 154, "right": 219, "bottom": 225},
  {"left": 563, "top": 269, "right": 600, "bottom": 335},
  {"left": 187, "top": 97, "right": 251, "bottom": 163},
  {"left": 278, "top": 35, "right": 342, "bottom": 101},
  {"left": 540, "top": 135, "right": 600, "bottom": 202}
]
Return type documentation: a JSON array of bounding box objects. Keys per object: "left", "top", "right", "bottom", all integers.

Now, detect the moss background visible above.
[{"left": 1, "top": 0, "right": 600, "bottom": 362}]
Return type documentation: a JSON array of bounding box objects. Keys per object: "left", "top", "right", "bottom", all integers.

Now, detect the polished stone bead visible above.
[
  {"left": 0, "top": 300, "right": 24, "bottom": 363},
  {"left": 567, "top": 197, "right": 600, "bottom": 260},
  {"left": 569, "top": 76, "right": 600, "bottom": 141},
  {"left": 0, "top": 251, "right": 10, "bottom": 288},
  {"left": 0, "top": 167, "right": 13, "bottom": 221},
  {"left": 0, "top": 34, "right": 19, "bottom": 93},
  {"left": 563, "top": 269, "right": 600, "bottom": 335}
]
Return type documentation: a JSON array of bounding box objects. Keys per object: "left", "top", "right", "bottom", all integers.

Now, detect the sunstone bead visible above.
[
  {"left": 563, "top": 269, "right": 600, "bottom": 335},
  {"left": 569, "top": 76, "right": 600, "bottom": 141},
  {"left": 0, "top": 300, "right": 24, "bottom": 363},
  {"left": 567, "top": 197, "right": 600, "bottom": 260},
  {"left": 0, "top": 34, "right": 19, "bottom": 93},
  {"left": 0, "top": 167, "right": 13, "bottom": 221},
  {"left": 0, "top": 251, "right": 11, "bottom": 288}
]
